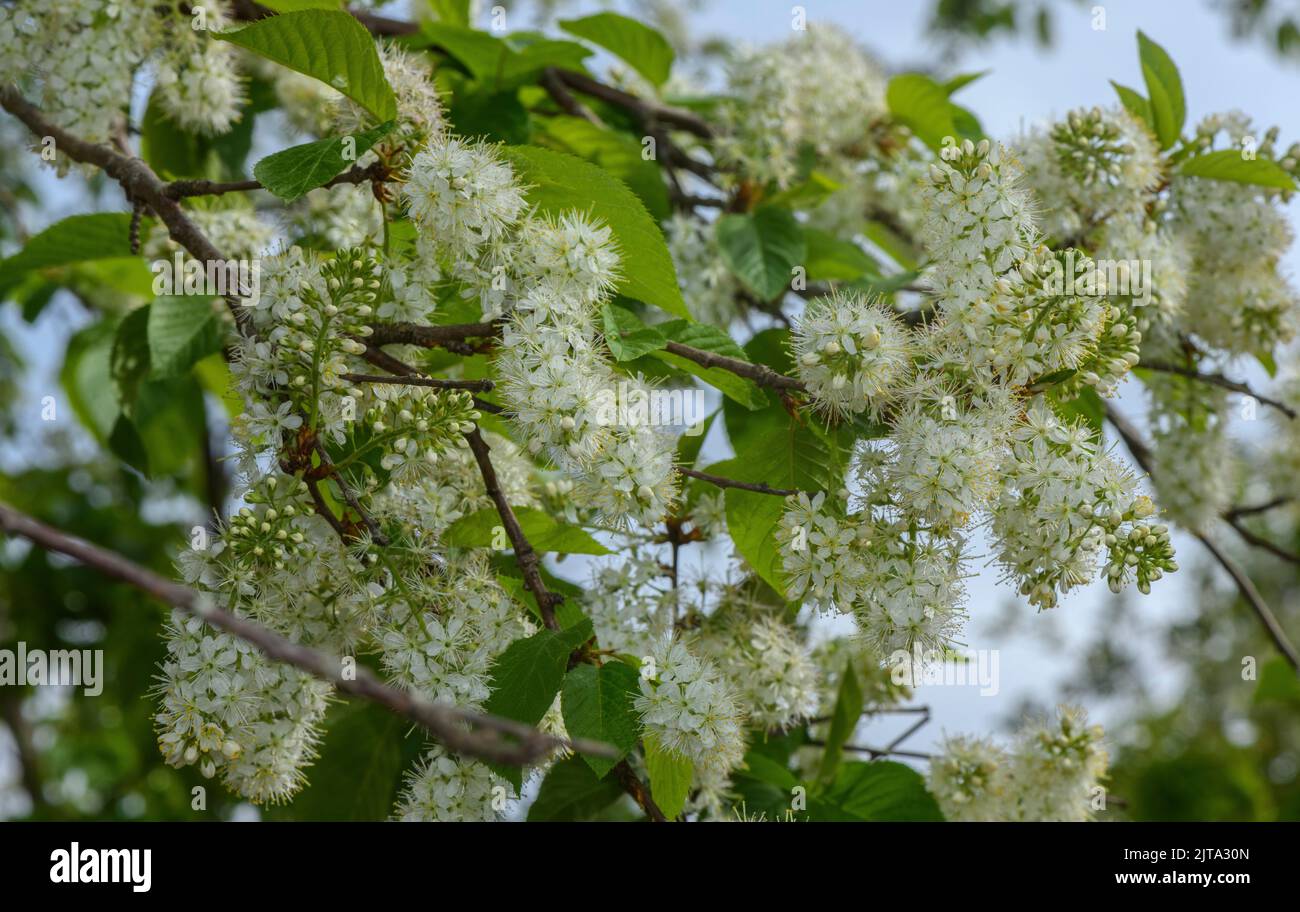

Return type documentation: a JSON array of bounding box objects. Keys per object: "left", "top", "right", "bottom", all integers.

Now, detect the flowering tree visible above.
[{"left": 0, "top": 2, "right": 1295, "bottom": 823}]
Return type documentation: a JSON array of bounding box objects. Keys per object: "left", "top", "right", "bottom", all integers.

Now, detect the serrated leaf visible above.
[
  {"left": 147, "top": 297, "right": 224, "bottom": 379},
  {"left": 818, "top": 657, "right": 863, "bottom": 782},
  {"left": 218, "top": 10, "right": 397, "bottom": 121},
  {"left": 559, "top": 12, "right": 675, "bottom": 87},
  {"left": 602, "top": 302, "right": 667, "bottom": 360},
  {"left": 648, "top": 320, "right": 766, "bottom": 410},
  {"left": 501, "top": 145, "right": 688, "bottom": 319},
  {"left": 561, "top": 661, "right": 639, "bottom": 776},
  {"left": 253, "top": 121, "right": 394, "bottom": 201},
  {"left": 643, "top": 733, "right": 693, "bottom": 820},
  {"left": 540, "top": 116, "right": 669, "bottom": 219},
  {"left": 485, "top": 619, "right": 593, "bottom": 723},
  {"left": 527, "top": 755, "right": 625, "bottom": 821},
  {"left": 0, "top": 214, "right": 133, "bottom": 294},
  {"left": 443, "top": 506, "right": 612, "bottom": 554},
  {"left": 1180, "top": 149, "right": 1297, "bottom": 191},
  {"left": 887, "top": 73, "right": 958, "bottom": 151},
  {"left": 1137, "top": 31, "right": 1184, "bottom": 147},
  {"left": 715, "top": 206, "right": 805, "bottom": 301}
]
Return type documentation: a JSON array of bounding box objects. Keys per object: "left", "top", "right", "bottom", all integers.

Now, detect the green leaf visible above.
[
  {"left": 643, "top": 733, "right": 693, "bottom": 820},
  {"left": 1110, "top": 80, "right": 1153, "bottom": 132},
  {"left": 265, "top": 699, "right": 419, "bottom": 821},
  {"left": 418, "top": 25, "right": 592, "bottom": 90},
  {"left": 804, "top": 228, "right": 880, "bottom": 282},
  {"left": 818, "top": 657, "right": 864, "bottom": 782},
  {"left": 109, "top": 414, "right": 149, "bottom": 476},
  {"left": 426, "top": 0, "right": 472, "bottom": 27},
  {"left": 527, "top": 755, "right": 625, "bottom": 821},
  {"left": 258, "top": 0, "right": 341, "bottom": 10},
  {"left": 110, "top": 306, "right": 153, "bottom": 417},
  {"left": 449, "top": 89, "right": 531, "bottom": 144},
  {"left": 0, "top": 214, "right": 133, "bottom": 294},
  {"left": 561, "top": 661, "right": 640, "bottom": 776},
  {"left": 147, "top": 297, "right": 224, "bottom": 379},
  {"left": 539, "top": 116, "right": 669, "bottom": 220},
  {"left": 1050, "top": 386, "right": 1105, "bottom": 436},
  {"left": 766, "top": 171, "right": 841, "bottom": 209},
  {"left": 1142, "top": 62, "right": 1179, "bottom": 151},
  {"left": 887, "top": 73, "right": 958, "bottom": 151},
  {"left": 602, "top": 302, "right": 667, "bottom": 361},
  {"left": 676, "top": 407, "right": 718, "bottom": 470},
  {"left": 558, "top": 12, "right": 675, "bottom": 87},
  {"left": 821, "top": 761, "right": 945, "bottom": 821},
  {"left": 1180, "top": 149, "right": 1298, "bottom": 191},
  {"left": 501, "top": 145, "right": 688, "bottom": 319},
  {"left": 485, "top": 620, "right": 594, "bottom": 731},
  {"left": 1137, "top": 31, "right": 1185, "bottom": 147},
  {"left": 252, "top": 121, "right": 394, "bottom": 201},
  {"left": 715, "top": 206, "right": 805, "bottom": 301},
  {"left": 218, "top": 10, "right": 396, "bottom": 121},
  {"left": 942, "top": 70, "right": 988, "bottom": 94},
  {"left": 443, "top": 506, "right": 612, "bottom": 554},
  {"left": 60, "top": 321, "right": 120, "bottom": 444}
]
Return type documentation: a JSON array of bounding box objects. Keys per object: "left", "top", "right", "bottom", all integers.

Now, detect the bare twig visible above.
[
  {"left": 681, "top": 468, "right": 800, "bottom": 497},
  {"left": 1224, "top": 516, "right": 1300, "bottom": 566},
  {"left": 164, "top": 161, "right": 390, "bottom": 200},
  {"left": 463, "top": 428, "right": 563, "bottom": 630},
  {"left": 0, "top": 501, "right": 614, "bottom": 765},
  {"left": 1139, "top": 361, "right": 1296, "bottom": 419}
]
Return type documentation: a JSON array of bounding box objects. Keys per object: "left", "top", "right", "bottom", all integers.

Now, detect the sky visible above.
[{"left": 2, "top": 0, "right": 1297, "bottom": 808}]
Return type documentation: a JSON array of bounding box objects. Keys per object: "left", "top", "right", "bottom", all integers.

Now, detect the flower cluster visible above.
[
  {"left": 0, "top": 2, "right": 245, "bottom": 170},
  {"left": 928, "top": 705, "right": 1109, "bottom": 821},
  {"left": 634, "top": 636, "right": 747, "bottom": 778},
  {"left": 792, "top": 290, "right": 915, "bottom": 420},
  {"left": 715, "top": 24, "right": 888, "bottom": 187}
]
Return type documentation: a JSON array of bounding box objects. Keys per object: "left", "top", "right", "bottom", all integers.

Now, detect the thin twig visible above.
[
  {"left": 681, "top": 468, "right": 801, "bottom": 497},
  {"left": 0, "top": 501, "right": 613, "bottom": 765},
  {"left": 463, "top": 427, "right": 563, "bottom": 630},
  {"left": 1140, "top": 361, "right": 1296, "bottom": 419}
]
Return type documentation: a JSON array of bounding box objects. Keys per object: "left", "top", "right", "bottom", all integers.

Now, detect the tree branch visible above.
[
  {"left": 1104, "top": 402, "right": 1300, "bottom": 672},
  {"left": 1139, "top": 361, "right": 1296, "bottom": 419},
  {"left": 0, "top": 501, "right": 614, "bottom": 765},
  {"left": 0, "top": 86, "right": 251, "bottom": 331},
  {"left": 463, "top": 427, "right": 563, "bottom": 630},
  {"left": 680, "top": 468, "right": 800, "bottom": 497}
]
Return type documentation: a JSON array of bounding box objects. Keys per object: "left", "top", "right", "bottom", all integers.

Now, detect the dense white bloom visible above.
[
  {"left": 665, "top": 213, "right": 741, "bottom": 326},
  {"left": 395, "top": 746, "right": 511, "bottom": 822},
  {"left": 716, "top": 24, "right": 888, "bottom": 187},
  {"left": 1019, "top": 106, "right": 1162, "bottom": 241},
  {"left": 927, "top": 735, "right": 1010, "bottom": 822},
  {"left": 793, "top": 291, "right": 915, "bottom": 419},
  {"left": 635, "top": 636, "right": 747, "bottom": 777},
  {"left": 405, "top": 137, "right": 526, "bottom": 260},
  {"left": 701, "top": 617, "right": 820, "bottom": 729}
]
